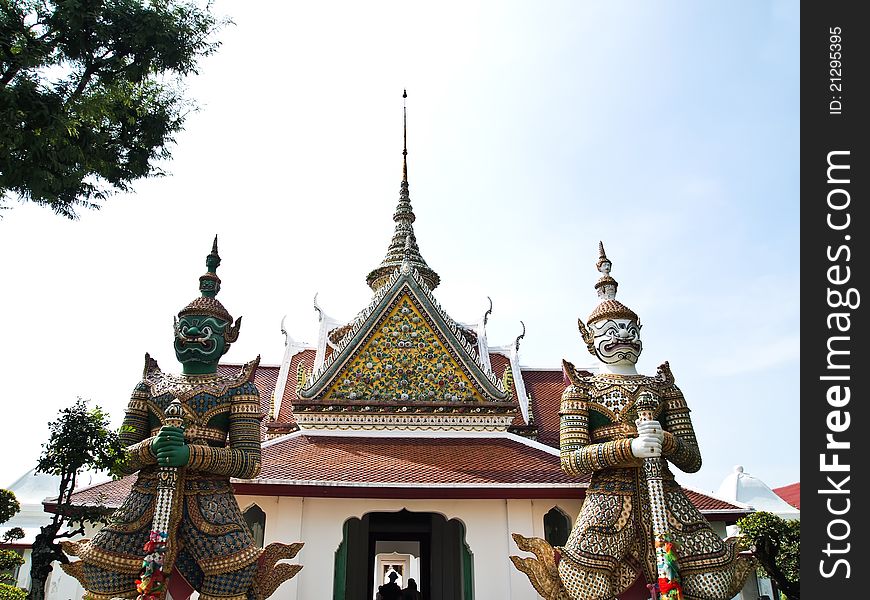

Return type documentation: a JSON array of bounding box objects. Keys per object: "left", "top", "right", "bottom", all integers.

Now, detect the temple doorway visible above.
[{"left": 334, "top": 509, "right": 474, "bottom": 600}]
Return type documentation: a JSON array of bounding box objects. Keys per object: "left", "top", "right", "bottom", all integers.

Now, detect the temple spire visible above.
[
  {"left": 366, "top": 91, "right": 440, "bottom": 292},
  {"left": 402, "top": 89, "right": 408, "bottom": 182}
]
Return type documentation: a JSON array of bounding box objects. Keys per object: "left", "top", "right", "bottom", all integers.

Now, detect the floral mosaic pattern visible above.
[{"left": 325, "top": 295, "right": 480, "bottom": 404}]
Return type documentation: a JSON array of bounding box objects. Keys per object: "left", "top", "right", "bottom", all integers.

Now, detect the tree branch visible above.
[
  {"left": 56, "top": 524, "right": 86, "bottom": 540},
  {"left": 69, "top": 63, "right": 100, "bottom": 102},
  {"left": 0, "top": 65, "right": 22, "bottom": 89}
]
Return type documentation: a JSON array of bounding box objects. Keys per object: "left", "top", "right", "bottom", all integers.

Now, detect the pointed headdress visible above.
[
  {"left": 578, "top": 242, "right": 639, "bottom": 352},
  {"left": 177, "top": 236, "right": 241, "bottom": 343}
]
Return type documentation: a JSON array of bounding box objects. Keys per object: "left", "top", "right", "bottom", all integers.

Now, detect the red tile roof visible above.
[
  {"left": 62, "top": 435, "right": 749, "bottom": 519},
  {"left": 218, "top": 362, "right": 280, "bottom": 440},
  {"left": 489, "top": 352, "right": 527, "bottom": 428},
  {"left": 256, "top": 435, "right": 574, "bottom": 488},
  {"left": 522, "top": 368, "right": 567, "bottom": 448},
  {"left": 277, "top": 349, "right": 316, "bottom": 425},
  {"left": 682, "top": 488, "right": 751, "bottom": 513},
  {"left": 772, "top": 482, "right": 800, "bottom": 509}
]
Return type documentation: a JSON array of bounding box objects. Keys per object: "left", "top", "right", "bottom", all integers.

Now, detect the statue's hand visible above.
[
  {"left": 630, "top": 432, "right": 662, "bottom": 459},
  {"left": 152, "top": 425, "right": 190, "bottom": 468},
  {"left": 635, "top": 419, "right": 664, "bottom": 445}
]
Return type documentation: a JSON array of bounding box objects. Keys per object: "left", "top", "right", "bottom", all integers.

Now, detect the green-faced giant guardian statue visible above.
[{"left": 62, "top": 238, "right": 302, "bottom": 600}]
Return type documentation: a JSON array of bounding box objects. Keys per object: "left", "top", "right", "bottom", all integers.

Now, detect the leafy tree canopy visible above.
[
  {"left": 1, "top": 0, "right": 224, "bottom": 218},
  {"left": 736, "top": 511, "right": 800, "bottom": 600},
  {"left": 28, "top": 398, "right": 126, "bottom": 600},
  {"left": 0, "top": 489, "right": 24, "bottom": 590},
  {"left": 0, "top": 490, "right": 18, "bottom": 525}
]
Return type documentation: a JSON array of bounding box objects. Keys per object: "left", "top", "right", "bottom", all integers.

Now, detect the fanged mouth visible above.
[
  {"left": 178, "top": 337, "right": 215, "bottom": 351},
  {"left": 602, "top": 340, "right": 640, "bottom": 353}
]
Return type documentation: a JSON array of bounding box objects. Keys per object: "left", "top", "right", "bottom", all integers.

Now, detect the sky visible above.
[{"left": 0, "top": 1, "right": 799, "bottom": 496}]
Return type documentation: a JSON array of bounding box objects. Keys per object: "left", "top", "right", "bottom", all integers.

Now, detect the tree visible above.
[
  {"left": 27, "top": 398, "right": 126, "bottom": 600},
  {"left": 1, "top": 1, "right": 225, "bottom": 218},
  {"left": 736, "top": 511, "right": 799, "bottom": 600},
  {"left": 0, "top": 489, "right": 26, "bottom": 600}
]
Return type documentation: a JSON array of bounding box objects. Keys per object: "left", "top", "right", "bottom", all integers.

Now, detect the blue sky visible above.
[{"left": 0, "top": 1, "right": 799, "bottom": 494}]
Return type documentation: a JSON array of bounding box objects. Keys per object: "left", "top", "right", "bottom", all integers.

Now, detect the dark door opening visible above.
[{"left": 334, "top": 509, "right": 474, "bottom": 600}]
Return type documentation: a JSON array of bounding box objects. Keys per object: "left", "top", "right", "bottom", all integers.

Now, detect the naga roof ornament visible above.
[
  {"left": 586, "top": 241, "right": 639, "bottom": 324},
  {"left": 366, "top": 90, "right": 441, "bottom": 292}
]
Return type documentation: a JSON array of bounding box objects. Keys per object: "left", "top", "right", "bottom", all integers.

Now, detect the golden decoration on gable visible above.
[{"left": 323, "top": 295, "right": 481, "bottom": 404}]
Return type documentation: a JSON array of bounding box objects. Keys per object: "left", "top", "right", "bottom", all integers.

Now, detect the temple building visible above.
[{"left": 56, "top": 108, "right": 755, "bottom": 600}]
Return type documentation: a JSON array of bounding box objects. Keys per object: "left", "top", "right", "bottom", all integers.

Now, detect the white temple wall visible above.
[
  {"left": 38, "top": 494, "right": 747, "bottom": 600},
  {"left": 239, "top": 495, "right": 583, "bottom": 600}
]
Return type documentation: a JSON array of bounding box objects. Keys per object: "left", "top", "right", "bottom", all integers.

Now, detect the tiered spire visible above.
[
  {"left": 586, "top": 241, "right": 638, "bottom": 324},
  {"left": 366, "top": 90, "right": 440, "bottom": 292},
  {"left": 178, "top": 235, "right": 233, "bottom": 322}
]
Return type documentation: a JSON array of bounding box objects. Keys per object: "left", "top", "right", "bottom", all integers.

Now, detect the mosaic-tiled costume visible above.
[
  {"left": 511, "top": 243, "right": 752, "bottom": 600},
  {"left": 69, "top": 358, "right": 264, "bottom": 600},
  {"left": 555, "top": 362, "right": 753, "bottom": 600},
  {"left": 63, "top": 239, "right": 301, "bottom": 600}
]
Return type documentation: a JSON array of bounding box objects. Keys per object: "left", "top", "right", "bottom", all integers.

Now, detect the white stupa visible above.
[{"left": 715, "top": 465, "right": 800, "bottom": 520}]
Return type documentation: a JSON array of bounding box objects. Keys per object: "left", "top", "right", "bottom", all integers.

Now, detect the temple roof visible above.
[
  {"left": 772, "top": 482, "right": 800, "bottom": 510},
  {"left": 715, "top": 465, "right": 800, "bottom": 519},
  {"left": 60, "top": 431, "right": 751, "bottom": 517},
  {"left": 365, "top": 188, "right": 440, "bottom": 292},
  {"left": 294, "top": 268, "right": 511, "bottom": 429}
]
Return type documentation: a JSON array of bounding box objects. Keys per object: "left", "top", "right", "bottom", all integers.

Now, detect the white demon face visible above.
[{"left": 589, "top": 318, "right": 642, "bottom": 366}]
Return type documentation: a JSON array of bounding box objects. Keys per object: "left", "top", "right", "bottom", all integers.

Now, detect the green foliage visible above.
[
  {"left": 0, "top": 583, "right": 26, "bottom": 600},
  {"left": 0, "top": 0, "right": 226, "bottom": 218},
  {"left": 27, "top": 398, "right": 127, "bottom": 600},
  {"left": 0, "top": 491, "right": 18, "bottom": 525},
  {"left": 37, "top": 398, "right": 126, "bottom": 490},
  {"left": 0, "top": 530, "right": 22, "bottom": 545},
  {"left": 737, "top": 511, "right": 800, "bottom": 599},
  {"left": 0, "top": 489, "right": 23, "bottom": 582},
  {"left": 0, "top": 549, "right": 23, "bottom": 579}
]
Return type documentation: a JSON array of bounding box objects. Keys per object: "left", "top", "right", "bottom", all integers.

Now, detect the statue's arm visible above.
[
  {"left": 186, "top": 382, "right": 263, "bottom": 479},
  {"left": 118, "top": 382, "right": 158, "bottom": 474},
  {"left": 660, "top": 384, "right": 702, "bottom": 473},
  {"left": 559, "top": 386, "right": 635, "bottom": 475}
]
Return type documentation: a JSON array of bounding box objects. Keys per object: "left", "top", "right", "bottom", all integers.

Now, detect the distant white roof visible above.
[
  {"left": 715, "top": 465, "right": 800, "bottom": 520},
  {"left": 4, "top": 469, "right": 61, "bottom": 505},
  {"left": 2, "top": 468, "right": 115, "bottom": 547}
]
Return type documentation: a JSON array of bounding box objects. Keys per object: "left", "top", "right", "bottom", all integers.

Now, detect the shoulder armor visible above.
[
  {"left": 143, "top": 352, "right": 161, "bottom": 379},
  {"left": 236, "top": 355, "right": 261, "bottom": 386},
  {"left": 562, "top": 359, "right": 593, "bottom": 387},
  {"left": 656, "top": 361, "right": 675, "bottom": 386}
]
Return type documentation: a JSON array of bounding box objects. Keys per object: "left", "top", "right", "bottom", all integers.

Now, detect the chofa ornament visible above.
[
  {"left": 510, "top": 242, "right": 754, "bottom": 600},
  {"left": 61, "top": 238, "right": 303, "bottom": 600}
]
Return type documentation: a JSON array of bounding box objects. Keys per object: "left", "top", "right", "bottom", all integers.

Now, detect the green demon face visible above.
[{"left": 174, "top": 314, "right": 229, "bottom": 368}]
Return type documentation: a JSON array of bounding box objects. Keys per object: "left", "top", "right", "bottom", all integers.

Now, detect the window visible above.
[
  {"left": 243, "top": 504, "right": 266, "bottom": 548},
  {"left": 544, "top": 507, "right": 570, "bottom": 547}
]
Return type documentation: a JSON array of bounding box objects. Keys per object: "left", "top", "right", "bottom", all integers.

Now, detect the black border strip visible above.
[{"left": 802, "top": 3, "right": 868, "bottom": 597}]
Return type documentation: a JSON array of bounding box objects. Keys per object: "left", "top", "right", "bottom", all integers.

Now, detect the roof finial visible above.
[
  {"left": 365, "top": 91, "right": 440, "bottom": 292},
  {"left": 402, "top": 89, "right": 408, "bottom": 182},
  {"left": 515, "top": 321, "right": 526, "bottom": 352}
]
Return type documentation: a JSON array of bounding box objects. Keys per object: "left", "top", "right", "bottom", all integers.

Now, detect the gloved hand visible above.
[{"left": 631, "top": 419, "right": 663, "bottom": 458}]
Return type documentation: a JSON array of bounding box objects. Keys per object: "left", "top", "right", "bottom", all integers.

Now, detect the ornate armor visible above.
[
  {"left": 62, "top": 239, "right": 301, "bottom": 600},
  {"left": 66, "top": 358, "right": 264, "bottom": 600},
  {"left": 511, "top": 243, "right": 753, "bottom": 600},
  {"left": 556, "top": 362, "right": 753, "bottom": 600}
]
